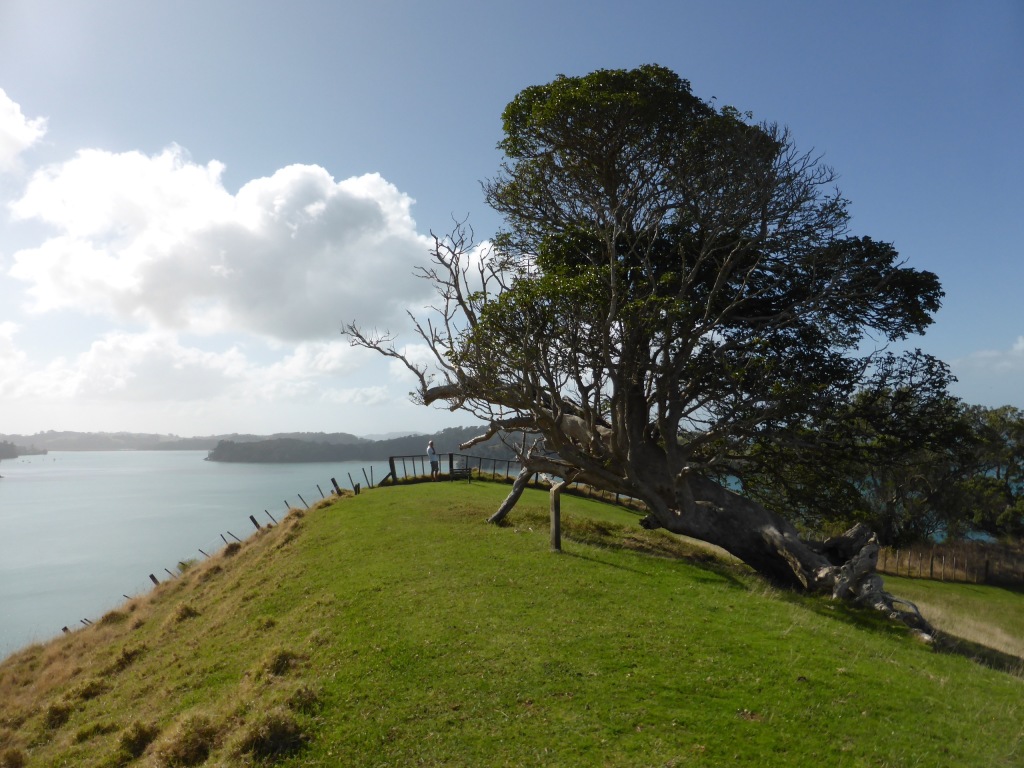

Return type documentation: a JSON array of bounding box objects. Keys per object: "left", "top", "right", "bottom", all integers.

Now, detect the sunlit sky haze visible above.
[{"left": 1, "top": 1, "right": 1022, "bottom": 437}]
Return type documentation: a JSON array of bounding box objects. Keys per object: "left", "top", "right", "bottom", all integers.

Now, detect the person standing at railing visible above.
[{"left": 426, "top": 440, "right": 439, "bottom": 481}]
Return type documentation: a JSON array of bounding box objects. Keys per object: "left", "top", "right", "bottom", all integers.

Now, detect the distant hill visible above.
[
  {"left": 0, "top": 427, "right": 514, "bottom": 463},
  {"left": 205, "top": 425, "right": 514, "bottom": 463},
  {"left": 0, "top": 430, "right": 369, "bottom": 453},
  {"left": 0, "top": 439, "right": 47, "bottom": 459}
]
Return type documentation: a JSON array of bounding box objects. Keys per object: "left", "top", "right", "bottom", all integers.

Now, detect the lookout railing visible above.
[{"left": 382, "top": 453, "right": 520, "bottom": 485}]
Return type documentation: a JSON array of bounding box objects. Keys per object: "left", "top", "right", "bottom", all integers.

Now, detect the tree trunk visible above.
[{"left": 488, "top": 465, "right": 534, "bottom": 524}]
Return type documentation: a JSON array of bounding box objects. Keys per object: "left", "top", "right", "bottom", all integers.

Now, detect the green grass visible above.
[{"left": 1, "top": 482, "right": 1022, "bottom": 767}]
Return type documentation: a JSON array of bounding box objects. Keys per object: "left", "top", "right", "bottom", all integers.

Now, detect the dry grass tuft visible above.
[
  {"left": 0, "top": 748, "right": 26, "bottom": 768},
  {"left": 99, "top": 610, "right": 129, "bottom": 626},
  {"left": 69, "top": 677, "right": 109, "bottom": 701},
  {"left": 168, "top": 604, "right": 200, "bottom": 625},
  {"left": 105, "top": 643, "right": 147, "bottom": 674},
  {"left": 72, "top": 719, "right": 118, "bottom": 743},
  {"left": 197, "top": 564, "right": 222, "bottom": 583},
  {"left": 117, "top": 720, "right": 160, "bottom": 760},
  {"left": 256, "top": 647, "right": 303, "bottom": 678},
  {"left": 221, "top": 542, "right": 242, "bottom": 557},
  {"left": 285, "top": 684, "right": 322, "bottom": 714},
  {"left": 228, "top": 706, "right": 306, "bottom": 759},
  {"left": 149, "top": 712, "right": 219, "bottom": 767},
  {"left": 43, "top": 700, "right": 72, "bottom": 729}
]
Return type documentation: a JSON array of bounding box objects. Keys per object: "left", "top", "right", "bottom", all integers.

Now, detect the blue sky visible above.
[{"left": 0, "top": 0, "right": 1021, "bottom": 437}]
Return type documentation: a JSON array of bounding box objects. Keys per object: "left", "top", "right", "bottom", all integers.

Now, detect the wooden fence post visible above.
[
  {"left": 331, "top": 478, "right": 342, "bottom": 495},
  {"left": 249, "top": 514, "right": 262, "bottom": 530}
]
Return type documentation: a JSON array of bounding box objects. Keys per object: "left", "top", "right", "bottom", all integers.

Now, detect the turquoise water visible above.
[{"left": 0, "top": 451, "right": 390, "bottom": 658}]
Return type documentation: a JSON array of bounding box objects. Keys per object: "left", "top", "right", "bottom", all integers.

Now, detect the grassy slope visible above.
[{"left": 0, "top": 482, "right": 1021, "bottom": 767}]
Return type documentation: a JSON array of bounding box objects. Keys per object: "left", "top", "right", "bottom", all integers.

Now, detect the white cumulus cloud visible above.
[
  {"left": 0, "top": 89, "right": 46, "bottom": 172},
  {"left": 8, "top": 146, "right": 433, "bottom": 341}
]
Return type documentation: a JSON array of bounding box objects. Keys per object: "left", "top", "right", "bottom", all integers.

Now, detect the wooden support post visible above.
[
  {"left": 221, "top": 534, "right": 229, "bottom": 545},
  {"left": 348, "top": 472, "right": 356, "bottom": 490},
  {"left": 249, "top": 514, "right": 262, "bottom": 530},
  {"left": 297, "top": 493, "right": 309, "bottom": 509},
  {"left": 354, "top": 483, "right": 360, "bottom": 495},
  {"left": 265, "top": 510, "right": 278, "bottom": 524},
  {"left": 165, "top": 568, "right": 177, "bottom": 579},
  {"left": 362, "top": 467, "right": 370, "bottom": 488},
  {"left": 199, "top": 549, "right": 210, "bottom": 558},
  {"left": 331, "top": 478, "right": 342, "bottom": 495},
  {"left": 62, "top": 626, "right": 69, "bottom": 634},
  {"left": 550, "top": 481, "right": 565, "bottom": 552},
  {"left": 389, "top": 457, "right": 397, "bottom": 483},
  {"left": 228, "top": 531, "right": 242, "bottom": 543},
  {"left": 317, "top": 484, "right": 325, "bottom": 499},
  {"left": 149, "top": 574, "right": 160, "bottom": 585}
]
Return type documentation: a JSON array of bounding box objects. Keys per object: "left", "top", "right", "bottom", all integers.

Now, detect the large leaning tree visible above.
[{"left": 345, "top": 65, "right": 946, "bottom": 632}]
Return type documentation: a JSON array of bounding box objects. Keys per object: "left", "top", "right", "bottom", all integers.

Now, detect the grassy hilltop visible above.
[{"left": 1, "top": 482, "right": 1022, "bottom": 767}]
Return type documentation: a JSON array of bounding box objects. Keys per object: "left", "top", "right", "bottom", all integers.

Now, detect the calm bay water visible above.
[{"left": 0, "top": 451, "right": 390, "bottom": 658}]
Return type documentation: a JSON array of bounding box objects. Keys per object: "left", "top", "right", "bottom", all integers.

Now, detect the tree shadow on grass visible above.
[
  {"left": 931, "top": 632, "right": 1024, "bottom": 677},
  {"left": 776, "top": 588, "right": 1024, "bottom": 677}
]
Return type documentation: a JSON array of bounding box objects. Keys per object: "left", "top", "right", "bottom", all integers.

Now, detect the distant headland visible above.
[{"left": 0, "top": 427, "right": 513, "bottom": 463}]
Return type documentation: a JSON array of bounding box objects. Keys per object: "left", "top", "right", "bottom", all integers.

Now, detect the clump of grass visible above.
[
  {"left": 197, "top": 564, "right": 222, "bottom": 583},
  {"left": 177, "top": 559, "right": 198, "bottom": 574},
  {"left": 0, "top": 748, "right": 26, "bottom": 768},
  {"left": 167, "top": 603, "right": 200, "bottom": 625},
  {"left": 256, "top": 647, "right": 302, "bottom": 678},
  {"left": 149, "top": 712, "right": 218, "bottom": 767},
  {"left": 98, "top": 610, "right": 129, "bottom": 626},
  {"left": 285, "top": 684, "right": 322, "bottom": 714},
  {"left": 116, "top": 720, "right": 160, "bottom": 760},
  {"left": 69, "top": 677, "right": 108, "bottom": 701},
  {"left": 73, "top": 720, "right": 117, "bottom": 743},
  {"left": 228, "top": 706, "right": 306, "bottom": 760},
  {"left": 43, "top": 701, "right": 72, "bottom": 729},
  {"left": 222, "top": 542, "right": 242, "bottom": 557},
  {"left": 105, "top": 643, "right": 147, "bottom": 674},
  {"left": 253, "top": 616, "right": 277, "bottom": 631}
]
